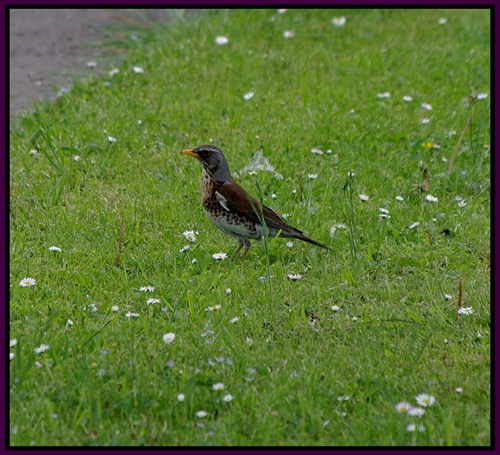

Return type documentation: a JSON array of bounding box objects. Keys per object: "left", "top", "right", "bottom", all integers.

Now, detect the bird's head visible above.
[{"left": 181, "top": 145, "right": 232, "bottom": 182}]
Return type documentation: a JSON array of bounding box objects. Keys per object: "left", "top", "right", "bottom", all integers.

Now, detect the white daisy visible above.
[
  {"left": 358, "top": 194, "right": 369, "bottom": 201},
  {"left": 132, "top": 66, "right": 144, "bottom": 74},
  {"left": 49, "top": 246, "right": 62, "bottom": 252},
  {"left": 212, "top": 252, "right": 228, "bottom": 260},
  {"left": 243, "top": 91, "right": 254, "bottom": 101},
  {"left": 163, "top": 333, "right": 176, "bottom": 344},
  {"left": 287, "top": 273, "right": 302, "bottom": 280},
  {"left": 34, "top": 344, "right": 50, "bottom": 354},
  {"left": 19, "top": 277, "right": 36, "bottom": 287},
  {"left": 406, "top": 423, "right": 416, "bottom": 432},
  {"left": 408, "top": 407, "right": 425, "bottom": 417},
  {"left": 139, "top": 286, "right": 156, "bottom": 292},
  {"left": 215, "top": 36, "right": 229, "bottom": 45},
  {"left": 283, "top": 30, "right": 294, "bottom": 39},
  {"left": 415, "top": 393, "right": 436, "bottom": 407},
  {"left": 403, "top": 95, "right": 413, "bottom": 102},
  {"left": 332, "top": 16, "right": 346, "bottom": 27},
  {"left": 183, "top": 230, "right": 197, "bottom": 242},
  {"left": 376, "top": 92, "right": 391, "bottom": 98},
  {"left": 205, "top": 304, "right": 221, "bottom": 312},
  {"left": 425, "top": 195, "right": 438, "bottom": 203},
  {"left": 395, "top": 401, "right": 412, "bottom": 414}
]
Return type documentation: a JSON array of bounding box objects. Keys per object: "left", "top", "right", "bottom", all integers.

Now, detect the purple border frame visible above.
[{"left": 1, "top": 1, "right": 496, "bottom": 454}]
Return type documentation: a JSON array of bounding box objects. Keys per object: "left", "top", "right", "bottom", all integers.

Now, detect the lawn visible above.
[{"left": 9, "top": 8, "right": 490, "bottom": 446}]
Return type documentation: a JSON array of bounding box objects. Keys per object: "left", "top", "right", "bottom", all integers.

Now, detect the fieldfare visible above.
[{"left": 181, "top": 145, "right": 330, "bottom": 260}]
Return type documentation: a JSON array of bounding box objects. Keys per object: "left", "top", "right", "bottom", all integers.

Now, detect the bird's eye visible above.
[{"left": 200, "top": 150, "right": 210, "bottom": 158}]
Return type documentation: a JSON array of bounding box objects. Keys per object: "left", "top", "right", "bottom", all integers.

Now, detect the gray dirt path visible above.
[{"left": 9, "top": 8, "right": 175, "bottom": 119}]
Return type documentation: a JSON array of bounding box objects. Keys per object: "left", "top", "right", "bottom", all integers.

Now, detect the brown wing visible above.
[{"left": 216, "top": 180, "right": 304, "bottom": 235}]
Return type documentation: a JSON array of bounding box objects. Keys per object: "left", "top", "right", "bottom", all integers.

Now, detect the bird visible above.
[{"left": 181, "top": 145, "right": 330, "bottom": 260}]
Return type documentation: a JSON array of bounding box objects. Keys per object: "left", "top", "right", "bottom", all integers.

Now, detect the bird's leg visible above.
[
  {"left": 230, "top": 243, "right": 244, "bottom": 261},
  {"left": 231, "top": 238, "right": 251, "bottom": 261},
  {"left": 241, "top": 244, "right": 251, "bottom": 259}
]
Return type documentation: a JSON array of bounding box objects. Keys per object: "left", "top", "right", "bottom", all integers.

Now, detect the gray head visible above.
[{"left": 181, "top": 145, "right": 233, "bottom": 182}]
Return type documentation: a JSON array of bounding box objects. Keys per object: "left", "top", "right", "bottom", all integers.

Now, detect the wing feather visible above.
[{"left": 216, "top": 180, "right": 304, "bottom": 235}]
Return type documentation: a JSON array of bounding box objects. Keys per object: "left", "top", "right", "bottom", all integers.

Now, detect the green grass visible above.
[{"left": 9, "top": 8, "right": 490, "bottom": 446}]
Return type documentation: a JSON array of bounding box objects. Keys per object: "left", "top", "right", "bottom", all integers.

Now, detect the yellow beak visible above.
[{"left": 181, "top": 149, "right": 198, "bottom": 157}]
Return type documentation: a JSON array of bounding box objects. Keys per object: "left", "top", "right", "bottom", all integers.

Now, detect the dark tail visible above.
[{"left": 290, "top": 233, "right": 331, "bottom": 250}]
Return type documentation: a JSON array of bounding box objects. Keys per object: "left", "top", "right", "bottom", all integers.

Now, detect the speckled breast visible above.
[
  {"left": 200, "top": 171, "right": 260, "bottom": 239},
  {"left": 200, "top": 173, "right": 225, "bottom": 219}
]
